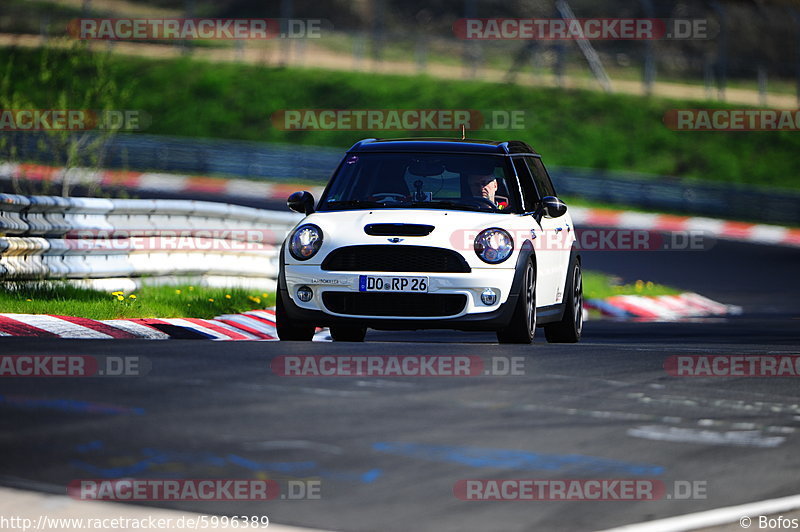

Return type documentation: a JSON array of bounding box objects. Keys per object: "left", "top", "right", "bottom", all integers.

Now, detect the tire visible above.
[
  {"left": 496, "top": 259, "right": 536, "bottom": 344},
  {"left": 330, "top": 325, "right": 367, "bottom": 342},
  {"left": 276, "top": 290, "right": 315, "bottom": 341},
  {"left": 544, "top": 258, "right": 583, "bottom": 343}
]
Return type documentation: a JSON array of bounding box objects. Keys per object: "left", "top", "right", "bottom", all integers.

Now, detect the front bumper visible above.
[{"left": 279, "top": 262, "right": 526, "bottom": 331}]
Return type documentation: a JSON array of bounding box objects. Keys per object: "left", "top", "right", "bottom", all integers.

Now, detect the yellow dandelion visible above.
[
  {"left": 248, "top": 296, "right": 261, "bottom": 304},
  {"left": 129, "top": 294, "right": 137, "bottom": 299},
  {"left": 208, "top": 298, "right": 215, "bottom": 302},
  {"left": 188, "top": 286, "right": 195, "bottom": 291},
  {"left": 175, "top": 289, "right": 182, "bottom": 295},
  {"left": 635, "top": 280, "right": 644, "bottom": 292},
  {"left": 26, "top": 298, "right": 32, "bottom": 302},
  {"left": 111, "top": 291, "right": 123, "bottom": 295},
  {"left": 225, "top": 294, "right": 232, "bottom": 299},
  {"left": 262, "top": 293, "right": 268, "bottom": 298},
  {"left": 116, "top": 295, "right": 124, "bottom": 301}
]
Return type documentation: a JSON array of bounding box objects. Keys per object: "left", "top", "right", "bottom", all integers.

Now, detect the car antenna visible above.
[{"left": 461, "top": 124, "right": 466, "bottom": 140}]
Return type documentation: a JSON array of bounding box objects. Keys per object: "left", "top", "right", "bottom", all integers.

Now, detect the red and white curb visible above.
[
  {"left": 570, "top": 207, "right": 800, "bottom": 248},
  {"left": 2, "top": 161, "right": 798, "bottom": 249},
  {"left": 0, "top": 309, "right": 331, "bottom": 341},
  {"left": 0, "top": 162, "right": 324, "bottom": 202},
  {"left": 0, "top": 292, "right": 739, "bottom": 339},
  {"left": 585, "top": 292, "right": 742, "bottom": 321}
]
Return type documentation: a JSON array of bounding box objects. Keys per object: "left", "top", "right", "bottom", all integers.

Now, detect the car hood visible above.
[{"left": 287, "top": 208, "right": 521, "bottom": 268}]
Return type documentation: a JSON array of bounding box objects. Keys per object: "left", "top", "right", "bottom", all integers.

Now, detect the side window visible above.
[
  {"left": 526, "top": 156, "right": 557, "bottom": 197},
  {"left": 511, "top": 157, "right": 538, "bottom": 210}
]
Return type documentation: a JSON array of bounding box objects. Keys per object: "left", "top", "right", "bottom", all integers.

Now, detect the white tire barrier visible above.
[{"left": 0, "top": 193, "right": 302, "bottom": 285}]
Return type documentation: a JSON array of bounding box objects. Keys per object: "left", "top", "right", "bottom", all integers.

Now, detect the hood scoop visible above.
[{"left": 364, "top": 223, "right": 435, "bottom": 237}]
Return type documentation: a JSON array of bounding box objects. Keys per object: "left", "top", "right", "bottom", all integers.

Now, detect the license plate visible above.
[{"left": 359, "top": 275, "right": 428, "bottom": 293}]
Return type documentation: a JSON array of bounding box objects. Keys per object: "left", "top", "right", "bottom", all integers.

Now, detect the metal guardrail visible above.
[
  {"left": 0, "top": 193, "right": 301, "bottom": 287},
  {"left": 6, "top": 132, "right": 800, "bottom": 225},
  {"left": 7, "top": 132, "right": 345, "bottom": 182},
  {"left": 550, "top": 168, "right": 800, "bottom": 226}
]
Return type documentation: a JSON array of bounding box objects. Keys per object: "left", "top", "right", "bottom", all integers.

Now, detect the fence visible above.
[
  {"left": 10, "top": 0, "right": 800, "bottom": 104},
  {"left": 0, "top": 193, "right": 301, "bottom": 290}
]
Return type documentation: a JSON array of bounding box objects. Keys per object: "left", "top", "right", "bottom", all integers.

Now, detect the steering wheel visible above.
[
  {"left": 462, "top": 197, "right": 499, "bottom": 211},
  {"left": 369, "top": 193, "right": 407, "bottom": 203}
]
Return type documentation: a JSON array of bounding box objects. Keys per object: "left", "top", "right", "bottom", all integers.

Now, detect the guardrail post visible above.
[{"left": 639, "top": 0, "right": 656, "bottom": 95}]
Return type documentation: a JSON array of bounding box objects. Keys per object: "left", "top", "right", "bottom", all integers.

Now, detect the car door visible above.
[
  {"left": 510, "top": 156, "right": 558, "bottom": 307},
  {"left": 525, "top": 155, "right": 574, "bottom": 305}
]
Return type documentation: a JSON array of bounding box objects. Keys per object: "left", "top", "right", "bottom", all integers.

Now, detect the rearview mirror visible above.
[
  {"left": 540, "top": 196, "right": 567, "bottom": 219},
  {"left": 287, "top": 191, "right": 315, "bottom": 215},
  {"left": 408, "top": 160, "right": 445, "bottom": 177}
]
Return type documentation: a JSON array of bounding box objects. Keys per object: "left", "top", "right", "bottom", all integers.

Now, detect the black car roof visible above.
[{"left": 347, "top": 138, "right": 539, "bottom": 156}]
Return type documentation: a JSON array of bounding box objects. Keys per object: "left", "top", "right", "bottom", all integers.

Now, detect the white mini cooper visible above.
[{"left": 277, "top": 138, "right": 582, "bottom": 344}]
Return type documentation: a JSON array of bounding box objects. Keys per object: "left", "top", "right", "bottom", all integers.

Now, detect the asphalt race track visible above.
[{"left": 0, "top": 237, "right": 798, "bottom": 531}]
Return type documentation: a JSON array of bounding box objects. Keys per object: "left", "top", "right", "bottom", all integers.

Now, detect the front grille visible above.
[
  {"left": 321, "top": 245, "right": 470, "bottom": 273},
  {"left": 364, "top": 223, "right": 435, "bottom": 236},
  {"left": 322, "top": 292, "right": 467, "bottom": 317}
]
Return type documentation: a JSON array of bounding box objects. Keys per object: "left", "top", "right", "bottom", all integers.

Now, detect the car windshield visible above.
[{"left": 318, "top": 153, "right": 519, "bottom": 213}]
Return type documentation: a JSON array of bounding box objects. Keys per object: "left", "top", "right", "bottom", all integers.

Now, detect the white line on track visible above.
[{"left": 600, "top": 493, "right": 800, "bottom": 531}]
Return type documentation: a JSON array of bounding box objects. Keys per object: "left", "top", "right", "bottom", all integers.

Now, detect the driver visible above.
[{"left": 467, "top": 173, "right": 508, "bottom": 210}]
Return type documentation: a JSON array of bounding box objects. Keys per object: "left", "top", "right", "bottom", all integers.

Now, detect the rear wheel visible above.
[
  {"left": 276, "top": 291, "right": 315, "bottom": 341},
  {"left": 330, "top": 325, "right": 367, "bottom": 342},
  {"left": 496, "top": 259, "right": 536, "bottom": 344},
  {"left": 544, "top": 259, "right": 583, "bottom": 343}
]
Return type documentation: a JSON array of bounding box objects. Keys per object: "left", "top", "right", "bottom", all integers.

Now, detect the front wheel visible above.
[
  {"left": 544, "top": 258, "right": 583, "bottom": 343},
  {"left": 496, "top": 259, "right": 536, "bottom": 344},
  {"left": 276, "top": 291, "right": 315, "bottom": 341}
]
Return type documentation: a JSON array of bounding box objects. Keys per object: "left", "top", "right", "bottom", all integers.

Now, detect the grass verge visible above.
[
  {"left": 582, "top": 271, "right": 681, "bottom": 300},
  {"left": 0, "top": 282, "right": 272, "bottom": 319},
  {"left": 1, "top": 46, "right": 799, "bottom": 190},
  {"left": 0, "top": 274, "right": 678, "bottom": 321}
]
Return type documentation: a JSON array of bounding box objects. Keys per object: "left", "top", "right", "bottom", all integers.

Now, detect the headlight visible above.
[
  {"left": 474, "top": 228, "right": 513, "bottom": 264},
  {"left": 289, "top": 224, "right": 323, "bottom": 260}
]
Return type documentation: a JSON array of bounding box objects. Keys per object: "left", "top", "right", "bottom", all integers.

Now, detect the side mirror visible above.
[
  {"left": 287, "top": 191, "right": 315, "bottom": 215},
  {"left": 540, "top": 196, "right": 567, "bottom": 219}
]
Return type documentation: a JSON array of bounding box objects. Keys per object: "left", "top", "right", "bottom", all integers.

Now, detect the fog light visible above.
[
  {"left": 481, "top": 288, "right": 497, "bottom": 306},
  {"left": 297, "top": 286, "right": 313, "bottom": 302}
]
